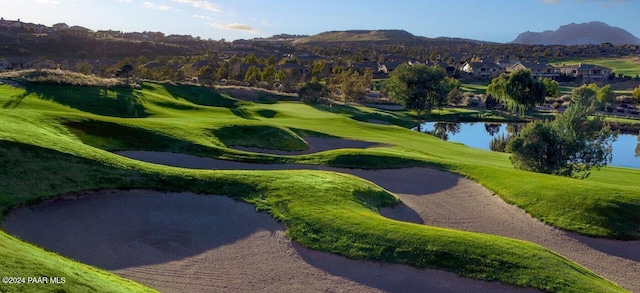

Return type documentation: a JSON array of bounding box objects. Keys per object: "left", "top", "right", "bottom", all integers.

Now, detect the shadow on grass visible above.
[
  {"left": 212, "top": 124, "right": 307, "bottom": 151},
  {"left": 292, "top": 243, "right": 536, "bottom": 293},
  {"left": 64, "top": 119, "right": 224, "bottom": 157},
  {"left": 158, "top": 82, "right": 241, "bottom": 108},
  {"left": 2, "top": 90, "right": 30, "bottom": 109},
  {"left": 230, "top": 107, "right": 258, "bottom": 119},
  {"left": 583, "top": 199, "right": 640, "bottom": 241},
  {"left": 311, "top": 103, "right": 416, "bottom": 128},
  {"left": 26, "top": 84, "right": 148, "bottom": 118}
]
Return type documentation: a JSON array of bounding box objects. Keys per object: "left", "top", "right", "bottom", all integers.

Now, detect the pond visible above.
[{"left": 419, "top": 122, "right": 640, "bottom": 169}]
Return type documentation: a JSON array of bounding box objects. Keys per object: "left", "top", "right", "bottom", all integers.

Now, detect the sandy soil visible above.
[
  {"left": 2, "top": 138, "right": 638, "bottom": 292},
  {"left": 2, "top": 190, "right": 537, "bottom": 293},
  {"left": 233, "top": 136, "right": 388, "bottom": 155}
]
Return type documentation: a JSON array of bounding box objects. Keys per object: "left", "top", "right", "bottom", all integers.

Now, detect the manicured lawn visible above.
[
  {"left": 0, "top": 76, "right": 637, "bottom": 292},
  {"left": 461, "top": 82, "right": 489, "bottom": 94}
]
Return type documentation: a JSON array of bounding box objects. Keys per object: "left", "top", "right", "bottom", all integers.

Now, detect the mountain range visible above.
[
  {"left": 511, "top": 21, "right": 640, "bottom": 46},
  {"left": 286, "top": 22, "right": 639, "bottom": 47}
]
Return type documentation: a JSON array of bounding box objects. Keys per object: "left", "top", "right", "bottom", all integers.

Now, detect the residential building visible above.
[
  {"left": 0, "top": 57, "right": 9, "bottom": 70},
  {"left": 557, "top": 63, "right": 612, "bottom": 83},
  {"left": 460, "top": 61, "right": 501, "bottom": 79},
  {"left": 24, "top": 59, "right": 57, "bottom": 70},
  {"left": 507, "top": 61, "right": 560, "bottom": 79}
]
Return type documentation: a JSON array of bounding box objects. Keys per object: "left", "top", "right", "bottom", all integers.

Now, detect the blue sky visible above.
[{"left": 0, "top": 0, "right": 639, "bottom": 42}]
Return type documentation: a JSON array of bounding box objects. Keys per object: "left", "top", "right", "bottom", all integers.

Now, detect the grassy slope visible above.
[
  {"left": 0, "top": 80, "right": 636, "bottom": 292},
  {"left": 1, "top": 82, "right": 638, "bottom": 238},
  {"left": 0, "top": 231, "right": 157, "bottom": 293},
  {"left": 0, "top": 140, "right": 624, "bottom": 293}
]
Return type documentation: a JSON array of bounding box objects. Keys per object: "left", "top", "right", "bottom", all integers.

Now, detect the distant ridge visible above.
[
  {"left": 290, "top": 29, "right": 495, "bottom": 47},
  {"left": 292, "top": 29, "right": 422, "bottom": 45},
  {"left": 512, "top": 21, "right": 640, "bottom": 45}
]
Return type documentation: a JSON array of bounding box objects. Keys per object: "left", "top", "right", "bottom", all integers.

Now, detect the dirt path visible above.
[
  {"left": 113, "top": 151, "right": 640, "bottom": 292},
  {"left": 2, "top": 190, "right": 537, "bottom": 293}
]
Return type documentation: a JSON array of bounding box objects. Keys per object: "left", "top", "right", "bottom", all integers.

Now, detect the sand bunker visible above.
[
  {"left": 4, "top": 146, "right": 639, "bottom": 291},
  {"left": 2, "top": 190, "right": 537, "bottom": 293},
  {"left": 232, "top": 136, "right": 389, "bottom": 155},
  {"left": 111, "top": 151, "right": 640, "bottom": 292}
]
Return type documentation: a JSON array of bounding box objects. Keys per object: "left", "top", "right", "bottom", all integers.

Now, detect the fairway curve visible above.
[
  {"left": 113, "top": 151, "right": 640, "bottom": 292},
  {"left": 2, "top": 190, "right": 539, "bottom": 293}
]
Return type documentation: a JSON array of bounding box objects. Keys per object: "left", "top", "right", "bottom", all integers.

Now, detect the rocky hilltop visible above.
[{"left": 512, "top": 21, "right": 640, "bottom": 45}]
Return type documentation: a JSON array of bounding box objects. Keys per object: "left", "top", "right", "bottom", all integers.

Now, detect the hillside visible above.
[
  {"left": 512, "top": 21, "right": 640, "bottom": 45},
  {"left": 292, "top": 29, "right": 425, "bottom": 45}
]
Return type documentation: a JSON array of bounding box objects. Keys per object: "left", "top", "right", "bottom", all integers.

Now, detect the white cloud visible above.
[
  {"left": 36, "top": 0, "right": 60, "bottom": 4},
  {"left": 171, "top": 0, "right": 221, "bottom": 12},
  {"left": 210, "top": 22, "right": 257, "bottom": 33},
  {"left": 193, "top": 14, "right": 212, "bottom": 20},
  {"left": 115, "top": 0, "right": 131, "bottom": 2},
  {"left": 144, "top": 1, "right": 172, "bottom": 10}
]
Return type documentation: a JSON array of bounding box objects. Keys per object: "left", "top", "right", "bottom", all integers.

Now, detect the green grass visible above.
[
  {"left": 0, "top": 140, "right": 625, "bottom": 293},
  {"left": 0, "top": 75, "right": 637, "bottom": 292},
  {"left": 461, "top": 82, "right": 489, "bottom": 94},
  {"left": 213, "top": 124, "right": 308, "bottom": 151},
  {"left": 550, "top": 57, "right": 640, "bottom": 78},
  {"left": 0, "top": 231, "right": 157, "bottom": 293}
]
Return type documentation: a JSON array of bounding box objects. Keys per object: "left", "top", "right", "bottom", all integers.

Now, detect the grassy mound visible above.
[
  {"left": 1, "top": 81, "right": 637, "bottom": 239},
  {"left": 213, "top": 124, "right": 308, "bottom": 151},
  {"left": 24, "top": 83, "right": 147, "bottom": 118},
  {"left": 64, "top": 119, "right": 217, "bottom": 153},
  {"left": 142, "top": 82, "right": 241, "bottom": 108}
]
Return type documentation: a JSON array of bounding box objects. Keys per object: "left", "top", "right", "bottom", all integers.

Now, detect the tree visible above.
[
  {"left": 597, "top": 84, "right": 616, "bottom": 104},
  {"left": 115, "top": 64, "right": 134, "bottom": 83},
  {"left": 636, "top": 131, "right": 639, "bottom": 158},
  {"left": 384, "top": 63, "right": 450, "bottom": 114},
  {"left": 244, "top": 65, "right": 262, "bottom": 85},
  {"left": 571, "top": 83, "right": 598, "bottom": 107},
  {"left": 243, "top": 53, "right": 258, "bottom": 64},
  {"left": 543, "top": 78, "right": 560, "bottom": 98},
  {"left": 298, "top": 79, "right": 331, "bottom": 104},
  {"left": 261, "top": 65, "right": 277, "bottom": 85},
  {"left": 447, "top": 88, "right": 463, "bottom": 105},
  {"left": 198, "top": 65, "right": 216, "bottom": 87},
  {"left": 75, "top": 60, "right": 93, "bottom": 75},
  {"left": 330, "top": 69, "right": 372, "bottom": 102},
  {"left": 487, "top": 69, "right": 546, "bottom": 115},
  {"left": 485, "top": 94, "right": 498, "bottom": 109},
  {"left": 506, "top": 101, "right": 616, "bottom": 179},
  {"left": 217, "top": 61, "right": 230, "bottom": 80},
  {"left": 632, "top": 85, "right": 640, "bottom": 104}
]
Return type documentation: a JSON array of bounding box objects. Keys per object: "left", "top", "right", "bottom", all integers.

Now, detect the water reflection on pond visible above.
[{"left": 419, "top": 122, "right": 640, "bottom": 169}]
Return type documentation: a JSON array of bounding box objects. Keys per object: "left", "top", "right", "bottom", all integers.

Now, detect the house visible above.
[
  {"left": 58, "top": 25, "right": 91, "bottom": 38},
  {"left": 460, "top": 61, "right": 501, "bottom": 79},
  {"left": 377, "top": 60, "right": 407, "bottom": 74},
  {"left": 0, "top": 18, "right": 23, "bottom": 29},
  {"left": 557, "top": 63, "right": 612, "bottom": 83},
  {"left": 507, "top": 61, "right": 560, "bottom": 79},
  {"left": 0, "top": 57, "right": 9, "bottom": 70},
  {"left": 24, "top": 59, "right": 57, "bottom": 70}
]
